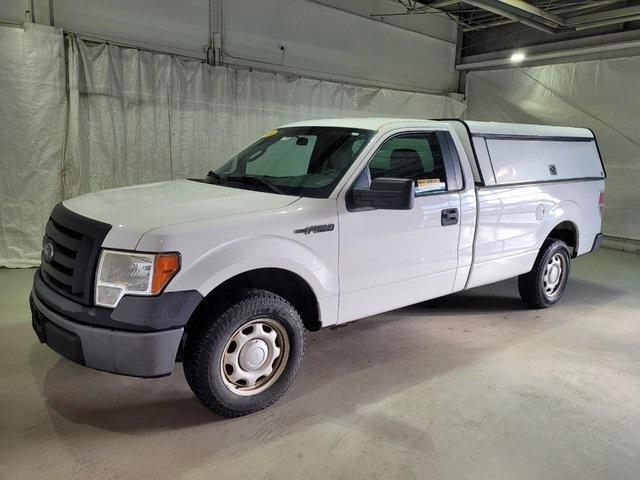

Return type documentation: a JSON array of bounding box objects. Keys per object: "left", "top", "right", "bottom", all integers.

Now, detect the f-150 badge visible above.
[{"left": 294, "top": 224, "right": 335, "bottom": 235}]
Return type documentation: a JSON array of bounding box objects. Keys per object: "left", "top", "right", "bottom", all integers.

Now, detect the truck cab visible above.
[{"left": 30, "top": 118, "right": 605, "bottom": 416}]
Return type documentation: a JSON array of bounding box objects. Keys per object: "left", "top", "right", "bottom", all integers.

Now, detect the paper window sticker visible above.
[
  {"left": 416, "top": 178, "right": 446, "bottom": 193},
  {"left": 262, "top": 129, "right": 278, "bottom": 138}
]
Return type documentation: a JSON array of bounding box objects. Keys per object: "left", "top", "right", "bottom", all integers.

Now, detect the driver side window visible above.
[{"left": 367, "top": 132, "right": 447, "bottom": 195}]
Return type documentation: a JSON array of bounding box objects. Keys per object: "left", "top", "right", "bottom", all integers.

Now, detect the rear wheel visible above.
[
  {"left": 183, "top": 289, "right": 305, "bottom": 417},
  {"left": 518, "top": 239, "right": 571, "bottom": 309}
]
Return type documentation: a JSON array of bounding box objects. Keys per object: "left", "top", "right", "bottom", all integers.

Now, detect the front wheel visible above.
[
  {"left": 518, "top": 239, "right": 571, "bottom": 309},
  {"left": 183, "top": 289, "right": 305, "bottom": 417}
]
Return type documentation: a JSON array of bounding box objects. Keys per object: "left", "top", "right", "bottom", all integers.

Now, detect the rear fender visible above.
[{"left": 542, "top": 201, "right": 581, "bottom": 250}]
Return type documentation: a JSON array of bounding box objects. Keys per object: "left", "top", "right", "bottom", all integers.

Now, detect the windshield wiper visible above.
[
  {"left": 224, "top": 175, "right": 286, "bottom": 195},
  {"left": 206, "top": 171, "right": 286, "bottom": 195}
]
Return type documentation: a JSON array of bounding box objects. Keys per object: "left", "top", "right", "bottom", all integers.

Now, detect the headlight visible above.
[{"left": 95, "top": 250, "right": 180, "bottom": 308}]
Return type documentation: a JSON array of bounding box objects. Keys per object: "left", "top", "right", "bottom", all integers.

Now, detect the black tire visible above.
[
  {"left": 518, "top": 239, "right": 571, "bottom": 309},
  {"left": 183, "top": 288, "right": 305, "bottom": 417}
]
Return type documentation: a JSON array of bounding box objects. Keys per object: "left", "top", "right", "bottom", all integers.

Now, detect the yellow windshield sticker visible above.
[
  {"left": 262, "top": 129, "right": 278, "bottom": 138},
  {"left": 416, "top": 178, "right": 446, "bottom": 193},
  {"left": 417, "top": 178, "right": 441, "bottom": 187}
]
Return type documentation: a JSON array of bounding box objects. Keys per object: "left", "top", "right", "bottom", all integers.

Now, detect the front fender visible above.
[{"left": 170, "top": 235, "right": 338, "bottom": 301}]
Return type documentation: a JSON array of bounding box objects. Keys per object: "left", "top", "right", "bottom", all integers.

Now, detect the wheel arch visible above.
[
  {"left": 170, "top": 235, "right": 339, "bottom": 334},
  {"left": 543, "top": 200, "right": 581, "bottom": 257},
  {"left": 188, "top": 267, "right": 323, "bottom": 333},
  {"left": 545, "top": 220, "right": 579, "bottom": 257}
]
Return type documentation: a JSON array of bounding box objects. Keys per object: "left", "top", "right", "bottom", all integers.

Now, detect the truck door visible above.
[{"left": 337, "top": 130, "right": 463, "bottom": 323}]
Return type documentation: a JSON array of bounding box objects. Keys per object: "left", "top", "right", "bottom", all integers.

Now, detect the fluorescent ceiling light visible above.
[{"left": 510, "top": 51, "right": 526, "bottom": 63}]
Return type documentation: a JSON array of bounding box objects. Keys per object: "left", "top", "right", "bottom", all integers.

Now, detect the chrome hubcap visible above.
[
  {"left": 543, "top": 253, "right": 567, "bottom": 299},
  {"left": 220, "top": 319, "right": 289, "bottom": 396}
]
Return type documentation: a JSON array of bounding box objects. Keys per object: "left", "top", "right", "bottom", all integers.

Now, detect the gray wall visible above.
[{"left": 0, "top": 0, "right": 459, "bottom": 93}]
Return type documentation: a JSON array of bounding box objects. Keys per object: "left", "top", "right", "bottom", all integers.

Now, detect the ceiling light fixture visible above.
[{"left": 510, "top": 50, "right": 526, "bottom": 64}]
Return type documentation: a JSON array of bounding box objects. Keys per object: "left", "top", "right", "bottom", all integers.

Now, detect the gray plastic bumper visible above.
[
  {"left": 590, "top": 233, "right": 603, "bottom": 253},
  {"left": 31, "top": 292, "right": 184, "bottom": 378},
  {"left": 32, "top": 268, "right": 202, "bottom": 332}
]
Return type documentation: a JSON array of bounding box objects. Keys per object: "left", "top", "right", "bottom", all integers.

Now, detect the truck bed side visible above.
[{"left": 445, "top": 120, "right": 605, "bottom": 291}]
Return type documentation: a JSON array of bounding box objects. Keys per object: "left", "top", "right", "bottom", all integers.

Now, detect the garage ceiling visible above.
[
  {"left": 386, "top": 1, "right": 640, "bottom": 34},
  {"left": 370, "top": 1, "right": 640, "bottom": 60}
]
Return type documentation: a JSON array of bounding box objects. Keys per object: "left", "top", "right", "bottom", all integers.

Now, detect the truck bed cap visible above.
[
  {"left": 465, "top": 121, "right": 593, "bottom": 139},
  {"left": 281, "top": 117, "right": 443, "bottom": 131},
  {"left": 281, "top": 118, "right": 594, "bottom": 139}
]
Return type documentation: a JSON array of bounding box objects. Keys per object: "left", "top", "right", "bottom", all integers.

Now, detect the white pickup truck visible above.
[{"left": 30, "top": 118, "right": 606, "bottom": 417}]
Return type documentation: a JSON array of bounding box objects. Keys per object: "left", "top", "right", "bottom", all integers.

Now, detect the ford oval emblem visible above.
[{"left": 43, "top": 242, "right": 55, "bottom": 262}]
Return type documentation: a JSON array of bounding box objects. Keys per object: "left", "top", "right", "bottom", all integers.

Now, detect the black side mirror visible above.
[{"left": 351, "top": 177, "right": 414, "bottom": 210}]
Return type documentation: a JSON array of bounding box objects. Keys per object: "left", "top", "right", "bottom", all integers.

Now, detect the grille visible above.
[{"left": 40, "top": 203, "right": 111, "bottom": 306}]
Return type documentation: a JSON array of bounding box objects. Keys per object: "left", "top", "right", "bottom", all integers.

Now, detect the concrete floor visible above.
[{"left": 1, "top": 248, "right": 640, "bottom": 480}]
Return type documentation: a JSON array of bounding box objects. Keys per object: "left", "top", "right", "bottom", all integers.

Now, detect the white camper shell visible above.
[{"left": 467, "top": 121, "right": 605, "bottom": 186}]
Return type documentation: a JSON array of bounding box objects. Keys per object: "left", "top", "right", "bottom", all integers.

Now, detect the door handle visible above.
[{"left": 441, "top": 208, "right": 458, "bottom": 226}]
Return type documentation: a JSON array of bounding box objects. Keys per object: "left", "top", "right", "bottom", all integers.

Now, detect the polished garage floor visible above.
[{"left": 2, "top": 248, "right": 639, "bottom": 480}]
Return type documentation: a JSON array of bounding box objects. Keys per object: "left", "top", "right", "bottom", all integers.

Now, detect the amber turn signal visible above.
[{"left": 151, "top": 253, "right": 180, "bottom": 294}]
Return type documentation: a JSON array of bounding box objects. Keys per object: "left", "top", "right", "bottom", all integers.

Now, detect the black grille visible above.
[{"left": 40, "top": 203, "right": 111, "bottom": 306}]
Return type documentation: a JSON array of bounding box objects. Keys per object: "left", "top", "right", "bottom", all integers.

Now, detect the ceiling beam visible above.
[
  {"left": 567, "top": 5, "right": 640, "bottom": 26},
  {"left": 395, "top": 1, "right": 460, "bottom": 15},
  {"left": 461, "top": 17, "right": 513, "bottom": 32},
  {"left": 465, "top": 0, "right": 564, "bottom": 26},
  {"left": 548, "top": 1, "right": 626, "bottom": 17},
  {"left": 457, "top": 38, "right": 640, "bottom": 70},
  {"left": 461, "top": 0, "right": 560, "bottom": 34},
  {"left": 496, "top": 0, "right": 564, "bottom": 25},
  {"left": 574, "top": 14, "right": 640, "bottom": 31},
  {"left": 415, "top": 0, "right": 637, "bottom": 35},
  {"left": 418, "top": 0, "right": 460, "bottom": 9},
  {"left": 460, "top": 0, "right": 625, "bottom": 32}
]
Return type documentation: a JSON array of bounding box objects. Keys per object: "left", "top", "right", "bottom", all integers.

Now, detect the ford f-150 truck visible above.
[{"left": 30, "top": 118, "right": 606, "bottom": 417}]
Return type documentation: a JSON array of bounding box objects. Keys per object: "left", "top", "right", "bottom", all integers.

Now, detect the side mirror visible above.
[{"left": 351, "top": 177, "right": 414, "bottom": 210}]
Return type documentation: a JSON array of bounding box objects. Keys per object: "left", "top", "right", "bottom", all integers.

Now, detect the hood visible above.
[{"left": 63, "top": 179, "right": 300, "bottom": 247}]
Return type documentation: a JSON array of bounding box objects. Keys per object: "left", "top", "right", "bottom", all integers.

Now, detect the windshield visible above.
[{"left": 207, "top": 127, "right": 375, "bottom": 198}]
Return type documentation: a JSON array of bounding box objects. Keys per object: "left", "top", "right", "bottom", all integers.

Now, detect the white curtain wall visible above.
[
  {"left": 0, "top": 26, "right": 466, "bottom": 267},
  {"left": 466, "top": 60, "right": 640, "bottom": 241},
  {"left": 65, "top": 36, "right": 466, "bottom": 195},
  {"left": 0, "top": 25, "right": 66, "bottom": 268}
]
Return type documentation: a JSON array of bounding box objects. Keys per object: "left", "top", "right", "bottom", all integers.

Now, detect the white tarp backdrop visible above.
[
  {"left": 65, "top": 36, "right": 466, "bottom": 197},
  {"left": 0, "top": 27, "right": 466, "bottom": 267},
  {"left": 0, "top": 25, "right": 66, "bottom": 268},
  {"left": 466, "top": 60, "right": 640, "bottom": 241}
]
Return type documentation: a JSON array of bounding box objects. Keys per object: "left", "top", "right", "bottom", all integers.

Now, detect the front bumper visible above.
[{"left": 31, "top": 269, "right": 203, "bottom": 377}]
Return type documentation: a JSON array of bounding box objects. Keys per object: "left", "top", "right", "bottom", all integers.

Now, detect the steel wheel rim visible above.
[
  {"left": 220, "top": 318, "right": 289, "bottom": 396},
  {"left": 542, "top": 252, "right": 567, "bottom": 300}
]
